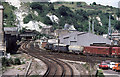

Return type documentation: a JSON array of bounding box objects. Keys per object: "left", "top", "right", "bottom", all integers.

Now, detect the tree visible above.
[
  {"left": 115, "top": 21, "right": 120, "bottom": 31},
  {"left": 43, "top": 16, "right": 53, "bottom": 25},
  {"left": 93, "top": 2, "right": 97, "bottom": 5},
  {"left": 77, "top": 2, "right": 82, "bottom": 7},
  {"left": 23, "top": 14, "right": 33, "bottom": 24},
  {"left": 58, "top": 5, "right": 73, "bottom": 16},
  {"left": 14, "top": 58, "right": 21, "bottom": 65},
  {"left": 48, "top": 3, "right": 54, "bottom": 11}
]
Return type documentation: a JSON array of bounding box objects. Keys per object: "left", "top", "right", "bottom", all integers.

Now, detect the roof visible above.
[
  {"left": 43, "top": 26, "right": 52, "bottom": 29},
  {"left": 20, "top": 34, "right": 36, "bottom": 37},
  {"left": 48, "top": 39, "right": 58, "bottom": 44},
  {"left": 53, "top": 43, "right": 67, "bottom": 46},
  {"left": 62, "top": 31, "right": 86, "bottom": 39},
  {"left": 4, "top": 27, "right": 18, "bottom": 32},
  {"left": 4, "top": 27, "right": 19, "bottom": 34}
]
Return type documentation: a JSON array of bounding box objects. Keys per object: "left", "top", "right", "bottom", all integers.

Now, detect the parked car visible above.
[
  {"left": 99, "top": 63, "right": 109, "bottom": 69},
  {"left": 112, "top": 63, "right": 120, "bottom": 71},
  {"left": 109, "top": 62, "right": 116, "bottom": 69}
]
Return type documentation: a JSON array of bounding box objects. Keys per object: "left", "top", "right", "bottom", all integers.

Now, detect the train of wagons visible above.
[{"left": 44, "top": 43, "right": 120, "bottom": 57}]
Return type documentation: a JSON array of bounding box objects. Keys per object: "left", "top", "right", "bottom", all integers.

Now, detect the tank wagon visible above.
[{"left": 68, "top": 45, "right": 84, "bottom": 54}]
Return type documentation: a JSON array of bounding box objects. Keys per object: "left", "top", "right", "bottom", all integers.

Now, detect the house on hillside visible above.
[{"left": 41, "top": 26, "right": 54, "bottom": 35}]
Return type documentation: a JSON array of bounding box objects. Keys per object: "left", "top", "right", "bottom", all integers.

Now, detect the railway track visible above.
[
  {"left": 20, "top": 41, "right": 73, "bottom": 77},
  {"left": 20, "top": 41, "right": 120, "bottom": 76}
]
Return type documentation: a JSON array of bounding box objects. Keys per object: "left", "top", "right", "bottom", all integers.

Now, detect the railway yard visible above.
[{"left": 16, "top": 41, "right": 120, "bottom": 76}]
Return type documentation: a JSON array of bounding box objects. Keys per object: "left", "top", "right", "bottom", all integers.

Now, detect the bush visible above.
[
  {"left": 9, "top": 58, "right": 14, "bottom": 65},
  {"left": 14, "top": 58, "right": 21, "bottom": 65},
  {"left": 2, "top": 57, "right": 10, "bottom": 67}
]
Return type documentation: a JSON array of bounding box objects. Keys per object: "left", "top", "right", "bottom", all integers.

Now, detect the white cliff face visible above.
[
  {"left": 96, "top": 16, "right": 103, "bottom": 26},
  {"left": 5, "top": 0, "right": 21, "bottom": 9},
  {"left": 64, "top": 24, "right": 76, "bottom": 31},
  {"left": 115, "top": 15, "right": 120, "bottom": 21},
  {"left": 46, "top": 14, "right": 59, "bottom": 24},
  {"left": 5, "top": 0, "right": 48, "bottom": 32},
  {"left": 34, "top": 11, "right": 38, "bottom": 16}
]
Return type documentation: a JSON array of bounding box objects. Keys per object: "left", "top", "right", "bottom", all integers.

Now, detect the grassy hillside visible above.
[
  {"left": 2, "top": 2, "right": 17, "bottom": 27},
  {"left": 23, "top": 2, "right": 120, "bottom": 35},
  {"left": 2, "top": 2, "right": 120, "bottom": 35}
]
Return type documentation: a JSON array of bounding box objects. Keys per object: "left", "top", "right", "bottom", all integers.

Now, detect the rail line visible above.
[{"left": 20, "top": 41, "right": 74, "bottom": 77}]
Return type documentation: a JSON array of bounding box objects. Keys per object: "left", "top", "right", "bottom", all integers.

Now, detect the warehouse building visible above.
[{"left": 60, "top": 31, "right": 111, "bottom": 46}]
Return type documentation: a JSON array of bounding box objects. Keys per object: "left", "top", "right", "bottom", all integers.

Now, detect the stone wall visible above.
[{"left": 0, "top": 5, "right": 5, "bottom": 52}]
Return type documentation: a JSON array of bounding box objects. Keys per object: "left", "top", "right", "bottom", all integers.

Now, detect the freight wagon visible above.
[
  {"left": 52, "top": 44, "right": 69, "bottom": 53},
  {"left": 111, "top": 47, "right": 120, "bottom": 57},
  {"left": 83, "top": 46, "right": 111, "bottom": 56},
  {"left": 44, "top": 43, "right": 54, "bottom": 50}
]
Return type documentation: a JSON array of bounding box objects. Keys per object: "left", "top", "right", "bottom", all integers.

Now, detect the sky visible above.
[
  {"left": 50, "top": 0, "right": 120, "bottom": 8},
  {"left": 1, "top": 0, "right": 120, "bottom": 8}
]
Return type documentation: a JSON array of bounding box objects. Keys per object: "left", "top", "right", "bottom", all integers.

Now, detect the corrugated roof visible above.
[{"left": 62, "top": 31, "right": 86, "bottom": 39}]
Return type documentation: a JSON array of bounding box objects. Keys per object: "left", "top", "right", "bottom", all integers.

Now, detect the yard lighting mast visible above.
[
  {"left": 89, "top": 16, "right": 91, "bottom": 33},
  {"left": 92, "top": 17, "right": 95, "bottom": 34},
  {"left": 108, "top": 15, "right": 112, "bottom": 39}
]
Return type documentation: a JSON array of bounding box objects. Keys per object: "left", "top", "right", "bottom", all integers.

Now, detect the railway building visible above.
[
  {"left": 111, "top": 31, "right": 120, "bottom": 45},
  {"left": 20, "top": 30, "right": 36, "bottom": 40},
  {"left": 41, "top": 26, "right": 54, "bottom": 35},
  {"left": 4, "top": 27, "right": 19, "bottom": 53},
  {"left": 59, "top": 31, "right": 111, "bottom": 46}
]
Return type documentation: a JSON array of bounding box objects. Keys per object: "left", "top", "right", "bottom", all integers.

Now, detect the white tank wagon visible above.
[{"left": 68, "top": 45, "right": 84, "bottom": 54}]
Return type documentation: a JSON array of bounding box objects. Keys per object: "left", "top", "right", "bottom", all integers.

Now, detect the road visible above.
[{"left": 103, "top": 69, "right": 120, "bottom": 77}]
